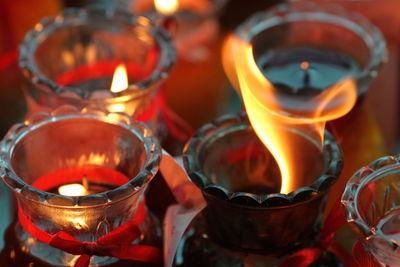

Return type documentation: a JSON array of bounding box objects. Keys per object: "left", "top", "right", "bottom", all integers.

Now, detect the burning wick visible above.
[
  {"left": 300, "top": 61, "right": 310, "bottom": 88},
  {"left": 154, "top": 0, "right": 179, "bottom": 15},
  {"left": 110, "top": 63, "right": 128, "bottom": 93},
  {"left": 58, "top": 176, "right": 89, "bottom": 196},
  {"left": 223, "top": 35, "right": 357, "bottom": 194},
  {"left": 109, "top": 63, "right": 129, "bottom": 113}
]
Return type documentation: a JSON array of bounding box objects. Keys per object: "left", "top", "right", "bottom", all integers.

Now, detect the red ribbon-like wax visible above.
[
  {"left": 0, "top": 49, "right": 194, "bottom": 142},
  {"left": 18, "top": 166, "right": 162, "bottom": 267}
]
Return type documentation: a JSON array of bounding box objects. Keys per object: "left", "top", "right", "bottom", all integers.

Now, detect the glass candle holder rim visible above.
[
  {"left": 342, "top": 155, "right": 400, "bottom": 241},
  {"left": 0, "top": 106, "right": 162, "bottom": 207},
  {"left": 234, "top": 1, "right": 387, "bottom": 87},
  {"left": 183, "top": 112, "right": 343, "bottom": 208},
  {"left": 18, "top": 6, "right": 176, "bottom": 100}
]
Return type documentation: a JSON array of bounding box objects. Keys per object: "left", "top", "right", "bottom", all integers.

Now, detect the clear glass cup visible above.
[
  {"left": 176, "top": 112, "right": 343, "bottom": 265},
  {"left": 19, "top": 6, "right": 175, "bottom": 134},
  {"left": 226, "top": 1, "right": 386, "bottom": 105},
  {"left": 223, "top": 0, "right": 388, "bottom": 216},
  {"left": 0, "top": 106, "right": 161, "bottom": 266},
  {"left": 342, "top": 155, "right": 400, "bottom": 266}
]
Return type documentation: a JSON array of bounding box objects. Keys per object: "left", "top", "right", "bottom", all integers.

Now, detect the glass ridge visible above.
[
  {"left": 183, "top": 112, "right": 342, "bottom": 207},
  {"left": 0, "top": 105, "right": 162, "bottom": 207},
  {"left": 18, "top": 6, "right": 176, "bottom": 100}
]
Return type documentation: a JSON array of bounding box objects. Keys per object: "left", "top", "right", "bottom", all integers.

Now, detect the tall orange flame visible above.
[{"left": 223, "top": 34, "right": 357, "bottom": 194}]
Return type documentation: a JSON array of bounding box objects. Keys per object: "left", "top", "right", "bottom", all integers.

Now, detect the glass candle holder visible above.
[
  {"left": 223, "top": 0, "right": 388, "bottom": 218},
  {"left": 227, "top": 1, "right": 386, "bottom": 101},
  {"left": 342, "top": 155, "right": 400, "bottom": 266},
  {"left": 0, "top": 106, "right": 161, "bottom": 266},
  {"left": 19, "top": 7, "right": 175, "bottom": 134},
  {"left": 176, "top": 112, "right": 342, "bottom": 265},
  {"left": 129, "top": 0, "right": 229, "bottom": 129}
]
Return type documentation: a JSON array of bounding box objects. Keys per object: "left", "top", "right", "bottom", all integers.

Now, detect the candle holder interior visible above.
[
  {"left": 19, "top": 7, "right": 175, "bottom": 118},
  {"left": 0, "top": 106, "right": 161, "bottom": 266},
  {"left": 342, "top": 155, "right": 400, "bottom": 266},
  {"left": 234, "top": 1, "right": 386, "bottom": 102},
  {"left": 198, "top": 120, "right": 325, "bottom": 197},
  {"left": 183, "top": 112, "right": 342, "bottom": 256}
]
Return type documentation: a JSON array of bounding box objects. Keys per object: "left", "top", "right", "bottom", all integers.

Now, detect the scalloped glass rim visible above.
[
  {"left": 342, "top": 155, "right": 400, "bottom": 241},
  {"left": 18, "top": 6, "right": 176, "bottom": 100},
  {"left": 183, "top": 112, "right": 343, "bottom": 207},
  {"left": 0, "top": 106, "right": 162, "bottom": 207},
  {"left": 234, "top": 1, "right": 387, "bottom": 94}
]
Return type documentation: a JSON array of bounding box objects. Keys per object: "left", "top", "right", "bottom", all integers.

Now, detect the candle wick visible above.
[
  {"left": 300, "top": 61, "right": 311, "bottom": 88},
  {"left": 82, "top": 175, "right": 89, "bottom": 190}
]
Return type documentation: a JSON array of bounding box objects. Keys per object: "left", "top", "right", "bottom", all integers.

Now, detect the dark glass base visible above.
[{"left": 174, "top": 212, "right": 343, "bottom": 267}]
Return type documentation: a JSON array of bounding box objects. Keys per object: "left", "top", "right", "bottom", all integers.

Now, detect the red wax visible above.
[
  {"left": 31, "top": 165, "right": 130, "bottom": 193},
  {"left": 54, "top": 59, "right": 156, "bottom": 86}
]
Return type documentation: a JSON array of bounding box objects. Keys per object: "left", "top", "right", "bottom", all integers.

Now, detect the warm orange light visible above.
[
  {"left": 58, "top": 183, "right": 88, "bottom": 196},
  {"left": 110, "top": 64, "right": 128, "bottom": 93},
  {"left": 155, "top": 0, "right": 179, "bottom": 15},
  {"left": 223, "top": 34, "right": 357, "bottom": 194}
]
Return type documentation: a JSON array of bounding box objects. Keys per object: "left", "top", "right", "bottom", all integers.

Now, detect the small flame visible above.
[
  {"left": 155, "top": 0, "right": 179, "bottom": 15},
  {"left": 223, "top": 35, "right": 357, "bottom": 194},
  {"left": 58, "top": 183, "right": 88, "bottom": 196},
  {"left": 110, "top": 64, "right": 128, "bottom": 93}
]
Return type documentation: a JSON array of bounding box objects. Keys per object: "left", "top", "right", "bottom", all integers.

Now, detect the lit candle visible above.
[
  {"left": 91, "top": 63, "right": 130, "bottom": 113},
  {"left": 110, "top": 64, "right": 129, "bottom": 94},
  {"left": 0, "top": 106, "right": 162, "bottom": 266},
  {"left": 154, "top": 0, "right": 178, "bottom": 15},
  {"left": 131, "top": 0, "right": 228, "bottom": 129},
  {"left": 19, "top": 7, "right": 175, "bottom": 125},
  {"left": 33, "top": 166, "right": 129, "bottom": 197},
  {"left": 58, "top": 183, "right": 87, "bottom": 196}
]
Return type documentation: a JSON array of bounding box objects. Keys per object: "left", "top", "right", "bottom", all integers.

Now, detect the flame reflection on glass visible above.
[{"left": 223, "top": 35, "right": 357, "bottom": 194}]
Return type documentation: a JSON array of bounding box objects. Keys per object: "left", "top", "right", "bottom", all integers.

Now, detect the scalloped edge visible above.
[
  {"left": 341, "top": 155, "right": 400, "bottom": 253},
  {"left": 234, "top": 0, "right": 387, "bottom": 96},
  {"left": 183, "top": 112, "right": 342, "bottom": 208},
  {"left": 18, "top": 6, "right": 176, "bottom": 100},
  {"left": 0, "top": 105, "right": 161, "bottom": 207}
]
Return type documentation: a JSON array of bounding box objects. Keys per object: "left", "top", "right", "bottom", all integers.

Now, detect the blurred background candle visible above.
[{"left": 129, "top": 0, "right": 229, "bottom": 129}]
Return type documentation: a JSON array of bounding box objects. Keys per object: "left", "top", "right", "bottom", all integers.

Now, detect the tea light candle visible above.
[
  {"left": 19, "top": 7, "right": 175, "bottom": 129},
  {"left": 58, "top": 183, "right": 87, "bottom": 196},
  {"left": 0, "top": 106, "right": 162, "bottom": 266},
  {"left": 31, "top": 166, "right": 130, "bottom": 197}
]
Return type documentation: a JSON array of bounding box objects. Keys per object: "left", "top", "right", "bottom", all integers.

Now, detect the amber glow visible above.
[
  {"left": 300, "top": 61, "right": 310, "bottom": 70},
  {"left": 110, "top": 64, "right": 128, "bottom": 93},
  {"left": 223, "top": 35, "right": 357, "bottom": 194},
  {"left": 58, "top": 183, "right": 88, "bottom": 196},
  {"left": 109, "top": 64, "right": 129, "bottom": 113},
  {"left": 155, "top": 0, "right": 179, "bottom": 15}
]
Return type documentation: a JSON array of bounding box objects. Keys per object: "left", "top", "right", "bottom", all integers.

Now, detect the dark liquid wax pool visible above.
[{"left": 259, "top": 47, "right": 361, "bottom": 96}]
